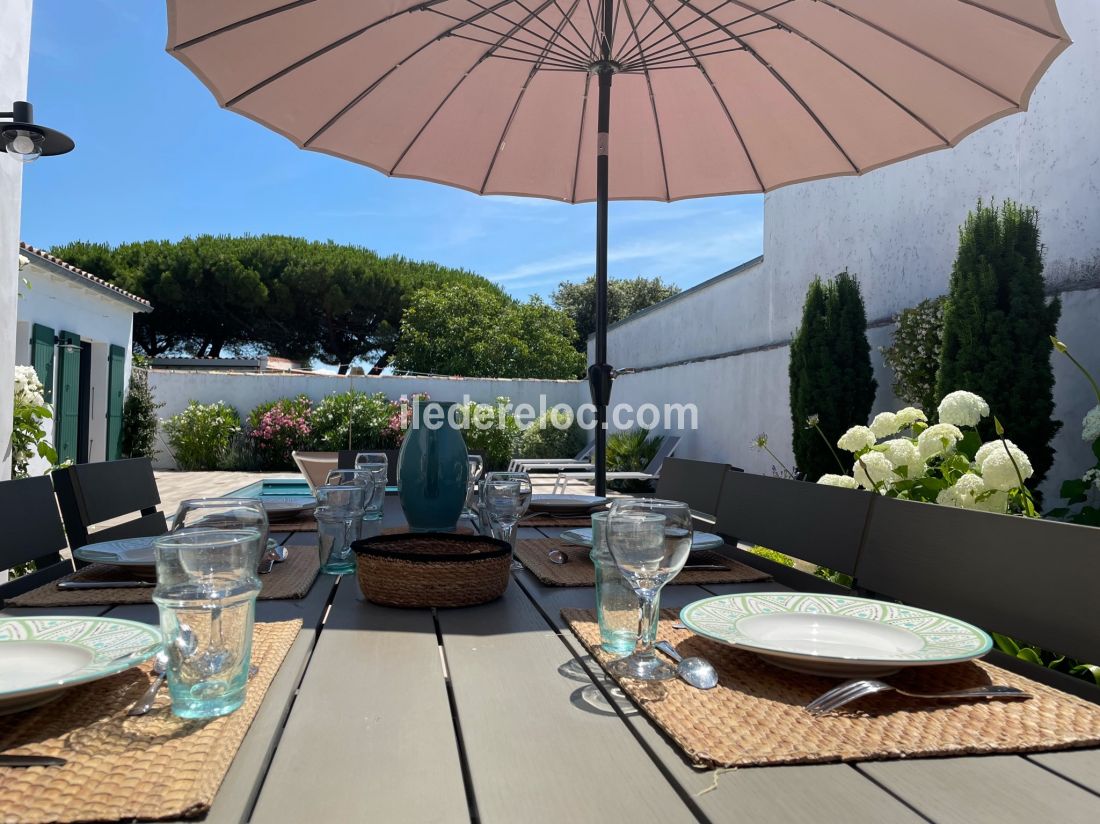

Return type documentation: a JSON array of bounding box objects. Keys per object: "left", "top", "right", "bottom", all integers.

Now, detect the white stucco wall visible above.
[
  {"left": 148, "top": 370, "right": 588, "bottom": 468},
  {"left": 0, "top": 0, "right": 33, "bottom": 479},
  {"left": 597, "top": 0, "right": 1100, "bottom": 501},
  {"left": 15, "top": 259, "right": 139, "bottom": 472}
]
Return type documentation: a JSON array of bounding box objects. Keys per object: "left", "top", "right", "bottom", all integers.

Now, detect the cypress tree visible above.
[
  {"left": 789, "top": 271, "right": 877, "bottom": 480},
  {"left": 937, "top": 200, "right": 1061, "bottom": 494}
]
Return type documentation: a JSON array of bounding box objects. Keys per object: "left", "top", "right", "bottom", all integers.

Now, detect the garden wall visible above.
[
  {"left": 148, "top": 369, "right": 588, "bottom": 469},
  {"left": 594, "top": 0, "right": 1100, "bottom": 503}
]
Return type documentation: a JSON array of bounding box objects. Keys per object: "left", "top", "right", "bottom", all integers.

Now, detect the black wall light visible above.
[{"left": 1, "top": 101, "right": 74, "bottom": 163}]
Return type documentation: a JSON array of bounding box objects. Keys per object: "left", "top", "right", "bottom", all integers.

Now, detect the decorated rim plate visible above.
[
  {"left": 560, "top": 527, "right": 725, "bottom": 552},
  {"left": 0, "top": 616, "right": 162, "bottom": 715},
  {"left": 74, "top": 536, "right": 277, "bottom": 567},
  {"left": 261, "top": 495, "right": 317, "bottom": 521},
  {"left": 679, "top": 592, "right": 992, "bottom": 678},
  {"left": 529, "top": 494, "right": 608, "bottom": 513}
]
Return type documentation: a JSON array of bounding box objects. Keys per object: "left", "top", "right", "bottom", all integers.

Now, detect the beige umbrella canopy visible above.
[{"left": 166, "top": 0, "right": 1069, "bottom": 491}]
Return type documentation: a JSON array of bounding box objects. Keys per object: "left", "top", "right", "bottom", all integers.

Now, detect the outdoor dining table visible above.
[{"left": 4, "top": 500, "right": 1100, "bottom": 824}]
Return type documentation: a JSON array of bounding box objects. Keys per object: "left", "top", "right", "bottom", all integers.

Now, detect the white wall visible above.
[
  {"left": 0, "top": 0, "right": 33, "bottom": 479},
  {"left": 598, "top": 0, "right": 1100, "bottom": 500},
  {"left": 16, "top": 260, "right": 139, "bottom": 473},
  {"left": 149, "top": 370, "right": 588, "bottom": 468}
]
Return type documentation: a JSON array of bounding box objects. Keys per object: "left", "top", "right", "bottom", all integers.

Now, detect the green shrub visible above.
[
  {"left": 163, "top": 401, "right": 240, "bottom": 470},
  {"left": 247, "top": 395, "right": 311, "bottom": 430},
  {"left": 748, "top": 546, "right": 794, "bottom": 567},
  {"left": 516, "top": 407, "right": 586, "bottom": 461},
  {"left": 458, "top": 397, "right": 520, "bottom": 471},
  {"left": 606, "top": 428, "right": 662, "bottom": 492},
  {"left": 120, "top": 362, "right": 163, "bottom": 459},
  {"left": 880, "top": 297, "right": 946, "bottom": 413},
  {"left": 311, "top": 391, "right": 402, "bottom": 451},
  {"left": 248, "top": 396, "right": 313, "bottom": 470}
]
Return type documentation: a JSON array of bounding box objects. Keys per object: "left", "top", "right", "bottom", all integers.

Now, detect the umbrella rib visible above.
[
  {"left": 620, "top": 0, "right": 671, "bottom": 201},
  {"left": 303, "top": 0, "right": 536, "bottom": 148},
  {"left": 637, "top": 0, "right": 765, "bottom": 191},
  {"left": 676, "top": 0, "right": 859, "bottom": 173},
  {"left": 712, "top": 0, "right": 950, "bottom": 146},
  {"left": 570, "top": 72, "right": 593, "bottom": 202},
  {"left": 479, "top": 0, "right": 588, "bottom": 194},
  {"left": 433, "top": 14, "right": 589, "bottom": 66},
  {"left": 386, "top": 0, "right": 566, "bottom": 176},
  {"left": 807, "top": 0, "right": 1017, "bottom": 106},
  {"left": 459, "top": 0, "right": 593, "bottom": 64},
  {"left": 447, "top": 34, "right": 588, "bottom": 69},
  {"left": 551, "top": 0, "right": 601, "bottom": 64},
  {"left": 956, "top": 0, "right": 1065, "bottom": 38},
  {"left": 171, "top": 0, "right": 319, "bottom": 50}
]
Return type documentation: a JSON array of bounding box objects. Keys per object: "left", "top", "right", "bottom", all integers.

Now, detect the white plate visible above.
[
  {"left": 73, "top": 536, "right": 158, "bottom": 567},
  {"left": 680, "top": 592, "right": 992, "bottom": 678},
  {"left": 0, "top": 616, "right": 162, "bottom": 715},
  {"left": 560, "top": 528, "right": 725, "bottom": 553},
  {"left": 261, "top": 495, "right": 317, "bottom": 521},
  {"left": 528, "top": 494, "right": 608, "bottom": 513}
]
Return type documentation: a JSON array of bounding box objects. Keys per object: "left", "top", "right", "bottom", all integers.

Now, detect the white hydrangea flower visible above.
[
  {"left": 837, "top": 425, "right": 876, "bottom": 453},
  {"left": 869, "top": 412, "right": 900, "bottom": 439},
  {"left": 937, "top": 391, "right": 990, "bottom": 427},
  {"left": 13, "top": 365, "right": 46, "bottom": 408},
  {"left": 895, "top": 407, "right": 928, "bottom": 428},
  {"left": 853, "top": 452, "right": 895, "bottom": 491},
  {"left": 1083, "top": 468, "right": 1100, "bottom": 491},
  {"left": 817, "top": 473, "right": 858, "bottom": 489},
  {"left": 1083, "top": 405, "right": 1100, "bottom": 443},
  {"left": 877, "top": 438, "right": 922, "bottom": 477},
  {"left": 916, "top": 423, "right": 964, "bottom": 461},
  {"left": 975, "top": 438, "right": 1022, "bottom": 465},
  {"left": 979, "top": 441, "right": 1034, "bottom": 491}
]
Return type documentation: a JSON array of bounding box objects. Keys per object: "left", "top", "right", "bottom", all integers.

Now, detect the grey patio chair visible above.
[
  {"left": 552, "top": 436, "right": 680, "bottom": 494},
  {"left": 654, "top": 458, "right": 742, "bottom": 521},
  {"left": 0, "top": 475, "right": 73, "bottom": 602},
  {"left": 52, "top": 457, "right": 167, "bottom": 555},
  {"left": 509, "top": 441, "right": 595, "bottom": 473}
]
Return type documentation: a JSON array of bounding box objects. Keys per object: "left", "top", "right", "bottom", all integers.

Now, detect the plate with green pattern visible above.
[
  {"left": 0, "top": 616, "right": 162, "bottom": 715},
  {"left": 679, "top": 592, "right": 992, "bottom": 677}
]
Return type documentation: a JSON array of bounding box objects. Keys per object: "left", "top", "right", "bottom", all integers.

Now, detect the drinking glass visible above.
[
  {"left": 462, "top": 454, "right": 484, "bottom": 523},
  {"left": 153, "top": 528, "right": 263, "bottom": 718},
  {"left": 590, "top": 512, "right": 657, "bottom": 655},
  {"left": 354, "top": 452, "right": 389, "bottom": 486},
  {"left": 605, "top": 504, "right": 690, "bottom": 681},
  {"left": 314, "top": 483, "right": 367, "bottom": 574},
  {"left": 172, "top": 498, "right": 269, "bottom": 550},
  {"left": 481, "top": 471, "right": 532, "bottom": 569},
  {"left": 326, "top": 469, "right": 385, "bottom": 538}
]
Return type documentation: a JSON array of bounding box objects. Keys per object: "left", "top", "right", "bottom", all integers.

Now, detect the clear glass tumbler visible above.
[
  {"left": 326, "top": 469, "right": 385, "bottom": 538},
  {"left": 590, "top": 512, "right": 658, "bottom": 655},
  {"left": 314, "top": 483, "right": 367, "bottom": 574},
  {"left": 153, "top": 528, "right": 262, "bottom": 719}
]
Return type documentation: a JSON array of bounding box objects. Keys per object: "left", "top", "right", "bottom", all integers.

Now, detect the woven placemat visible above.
[
  {"left": 520, "top": 512, "right": 602, "bottom": 528},
  {"left": 5, "top": 546, "right": 320, "bottom": 608},
  {"left": 563, "top": 608, "right": 1100, "bottom": 769},
  {"left": 0, "top": 619, "right": 302, "bottom": 824},
  {"left": 268, "top": 516, "right": 318, "bottom": 532},
  {"left": 516, "top": 538, "right": 770, "bottom": 587}
]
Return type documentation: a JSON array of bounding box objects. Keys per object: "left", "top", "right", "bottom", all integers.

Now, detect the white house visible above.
[{"left": 16, "top": 243, "right": 151, "bottom": 471}]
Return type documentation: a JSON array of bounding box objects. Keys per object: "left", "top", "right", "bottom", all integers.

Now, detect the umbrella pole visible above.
[{"left": 590, "top": 0, "right": 614, "bottom": 498}]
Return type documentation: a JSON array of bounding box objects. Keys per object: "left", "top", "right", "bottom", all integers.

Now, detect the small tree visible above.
[
  {"left": 881, "top": 296, "right": 946, "bottom": 413},
  {"left": 789, "top": 271, "right": 877, "bottom": 480},
  {"left": 937, "top": 200, "right": 1061, "bottom": 493},
  {"left": 551, "top": 275, "right": 681, "bottom": 352},
  {"left": 120, "top": 359, "right": 163, "bottom": 459}
]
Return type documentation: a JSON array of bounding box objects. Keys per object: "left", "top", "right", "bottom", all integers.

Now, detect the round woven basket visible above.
[{"left": 352, "top": 532, "right": 512, "bottom": 608}]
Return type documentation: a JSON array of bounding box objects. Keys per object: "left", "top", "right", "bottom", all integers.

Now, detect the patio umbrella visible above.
[{"left": 166, "top": 0, "right": 1069, "bottom": 495}]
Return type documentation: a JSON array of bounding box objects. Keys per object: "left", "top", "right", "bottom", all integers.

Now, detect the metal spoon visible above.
[
  {"left": 655, "top": 640, "right": 719, "bottom": 690},
  {"left": 547, "top": 549, "right": 569, "bottom": 565},
  {"left": 128, "top": 650, "right": 169, "bottom": 716}
]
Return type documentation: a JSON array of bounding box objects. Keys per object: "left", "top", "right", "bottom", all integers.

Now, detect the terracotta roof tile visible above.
[{"left": 19, "top": 242, "right": 153, "bottom": 309}]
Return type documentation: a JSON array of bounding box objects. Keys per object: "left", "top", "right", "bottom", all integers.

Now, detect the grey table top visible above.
[{"left": 6, "top": 510, "right": 1100, "bottom": 824}]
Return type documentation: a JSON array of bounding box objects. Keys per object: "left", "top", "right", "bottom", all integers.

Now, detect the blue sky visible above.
[{"left": 20, "top": 0, "right": 764, "bottom": 301}]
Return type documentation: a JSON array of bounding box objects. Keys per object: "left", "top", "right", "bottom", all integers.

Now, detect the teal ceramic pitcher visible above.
[{"left": 397, "top": 401, "right": 469, "bottom": 532}]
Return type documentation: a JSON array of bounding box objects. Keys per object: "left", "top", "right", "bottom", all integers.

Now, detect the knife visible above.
[
  {"left": 58, "top": 580, "right": 154, "bottom": 590},
  {"left": 681, "top": 564, "right": 730, "bottom": 572},
  {"left": 0, "top": 754, "right": 67, "bottom": 767}
]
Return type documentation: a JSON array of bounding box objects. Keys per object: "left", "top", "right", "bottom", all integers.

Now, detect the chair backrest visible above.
[
  {"left": 574, "top": 442, "right": 595, "bottom": 461},
  {"left": 643, "top": 435, "right": 681, "bottom": 476},
  {"left": 857, "top": 495, "right": 1100, "bottom": 666},
  {"left": 293, "top": 451, "right": 340, "bottom": 492},
  {"left": 52, "top": 458, "right": 166, "bottom": 550},
  {"left": 0, "top": 476, "right": 72, "bottom": 599},
  {"left": 714, "top": 471, "right": 875, "bottom": 588},
  {"left": 337, "top": 449, "right": 399, "bottom": 485},
  {"left": 655, "top": 458, "right": 736, "bottom": 517}
]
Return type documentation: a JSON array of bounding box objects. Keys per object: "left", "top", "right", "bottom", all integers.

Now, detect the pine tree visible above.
[
  {"left": 937, "top": 200, "right": 1061, "bottom": 494},
  {"left": 789, "top": 272, "right": 877, "bottom": 480}
]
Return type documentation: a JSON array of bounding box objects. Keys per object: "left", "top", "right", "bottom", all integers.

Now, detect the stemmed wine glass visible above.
[
  {"left": 605, "top": 498, "right": 694, "bottom": 681},
  {"left": 462, "top": 454, "right": 485, "bottom": 523},
  {"left": 480, "top": 471, "right": 532, "bottom": 569}
]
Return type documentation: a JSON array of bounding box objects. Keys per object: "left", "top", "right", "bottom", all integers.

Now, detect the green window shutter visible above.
[
  {"left": 31, "top": 324, "right": 55, "bottom": 403},
  {"left": 55, "top": 331, "right": 81, "bottom": 464},
  {"left": 107, "top": 345, "right": 126, "bottom": 460}
]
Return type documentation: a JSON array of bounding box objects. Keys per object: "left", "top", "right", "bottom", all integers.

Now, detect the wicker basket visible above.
[{"left": 352, "top": 532, "right": 512, "bottom": 608}]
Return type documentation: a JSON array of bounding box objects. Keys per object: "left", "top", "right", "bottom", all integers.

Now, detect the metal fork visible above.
[{"left": 806, "top": 678, "right": 1030, "bottom": 714}]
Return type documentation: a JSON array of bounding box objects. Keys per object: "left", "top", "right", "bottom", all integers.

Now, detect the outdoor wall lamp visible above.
[{"left": 1, "top": 101, "right": 74, "bottom": 163}]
